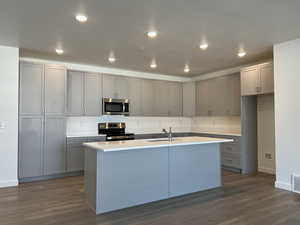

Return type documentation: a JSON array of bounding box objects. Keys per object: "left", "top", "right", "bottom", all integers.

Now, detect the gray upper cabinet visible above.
[
  {"left": 168, "top": 82, "right": 183, "bottom": 116},
  {"left": 67, "top": 71, "right": 84, "bottom": 116},
  {"left": 260, "top": 63, "right": 274, "bottom": 94},
  {"left": 44, "top": 65, "right": 67, "bottom": 116},
  {"left": 18, "top": 116, "right": 44, "bottom": 178},
  {"left": 154, "top": 80, "right": 169, "bottom": 116},
  {"left": 44, "top": 116, "right": 66, "bottom": 175},
  {"left": 102, "top": 74, "right": 129, "bottom": 99},
  {"left": 128, "top": 77, "right": 143, "bottom": 116},
  {"left": 141, "top": 79, "right": 155, "bottom": 116},
  {"left": 183, "top": 82, "right": 196, "bottom": 117},
  {"left": 85, "top": 73, "right": 102, "bottom": 116},
  {"left": 241, "top": 62, "right": 274, "bottom": 96},
  {"left": 67, "top": 71, "right": 102, "bottom": 116},
  {"left": 196, "top": 74, "right": 241, "bottom": 116},
  {"left": 19, "top": 62, "right": 44, "bottom": 116}
]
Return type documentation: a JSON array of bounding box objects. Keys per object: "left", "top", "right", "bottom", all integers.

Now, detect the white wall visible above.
[
  {"left": 0, "top": 46, "right": 19, "bottom": 188},
  {"left": 257, "top": 94, "right": 275, "bottom": 174},
  {"left": 274, "top": 39, "right": 300, "bottom": 191}
]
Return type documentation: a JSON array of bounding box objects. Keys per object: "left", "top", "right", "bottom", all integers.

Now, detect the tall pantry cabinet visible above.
[{"left": 19, "top": 62, "right": 67, "bottom": 179}]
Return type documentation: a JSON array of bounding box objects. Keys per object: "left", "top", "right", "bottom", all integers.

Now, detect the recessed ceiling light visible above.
[
  {"left": 199, "top": 43, "right": 208, "bottom": 50},
  {"left": 55, "top": 48, "right": 64, "bottom": 55},
  {"left": 75, "top": 14, "right": 88, "bottom": 23},
  {"left": 108, "top": 57, "right": 116, "bottom": 63},
  {"left": 147, "top": 31, "right": 157, "bottom": 38},
  {"left": 238, "top": 51, "right": 246, "bottom": 58},
  {"left": 150, "top": 60, "right": 157, "bottom": 69},
  {"left": 184, "top": 65, "right": 190, "bottom": 73}
]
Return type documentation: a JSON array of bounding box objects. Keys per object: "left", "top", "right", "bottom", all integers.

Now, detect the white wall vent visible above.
[{"left": 292, "top": 174, "right": 300, "bottom": 193}]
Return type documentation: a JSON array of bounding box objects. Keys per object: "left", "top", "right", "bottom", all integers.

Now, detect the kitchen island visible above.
[{"left": 83, "top": 136, "right": 233, "bottom": 214}]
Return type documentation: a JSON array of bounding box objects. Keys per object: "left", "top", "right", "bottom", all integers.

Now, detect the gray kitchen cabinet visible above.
[
  {"left": 154, "top": 80, "right": 169, "bottom": 116},
  {"left": 168, "top": 81, "right": 183, "bottom": 116},
  {"left": 240, "top": 66, "right": 260, "bottom": 96},
  {"left": 102, "top": 74, "right": 129, "bottom": 99},
  {"left": 85, "top": 73, "right": 102, "bottom": 116},
  {"left": 241, "top": 62, "right": 274, "bottom": 96},
  {"left": 18, "top": 116, "right": 44, "bottom": 178},
  {"left": 260, "top": 63, "right": 274, "bottom": 94},
  {"left": 67, "top": 137, "right": 86, "bottom": 172},
  {"left": 183, "top": 82, "right": 196, "bottom": 117},
  {"left": 141, "top": 79, "right": 155, "bottom": 116},
  {"left": 196, "top": 74, "right": 240, "bottom": 116},
  {"left": 67, "top": 71, "right": 84, "bottom": 116},
  {"left": 44, "top": 116, "right": 66, "bottom": 175},
  {"left": 196, "top": 79, "right": 212, "bottom": 116},
  {"left": 128, "top": 77, "right": 143, "bottom": 116},
  {"left": 44, "top": 65, "right": 67, "bottom": 116},
  {"left": 19, "top": 62, "right": 44, "bottom": 116}
]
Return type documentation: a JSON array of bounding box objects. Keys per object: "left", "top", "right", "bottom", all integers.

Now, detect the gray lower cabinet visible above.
[
  {"left": 18, "top": 116, "right": 44, "bottom": 178},
  {"left": 44, "top": 116, "right": 66, "bottom": 175},
  {"left": 19, "top": 62, "right": 44, "bottom": 116},
  {"left": 44, "top": 65, "right": 67, "bottom": 116}
]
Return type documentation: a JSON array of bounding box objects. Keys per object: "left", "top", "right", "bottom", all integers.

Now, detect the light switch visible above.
[{"left": 0, "top": 121, "right": 5, "bottom": 129}]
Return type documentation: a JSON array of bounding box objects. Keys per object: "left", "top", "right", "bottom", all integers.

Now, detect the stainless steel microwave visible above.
[{"left": 102, "top": 98, "right": 130, "bottom": 115}]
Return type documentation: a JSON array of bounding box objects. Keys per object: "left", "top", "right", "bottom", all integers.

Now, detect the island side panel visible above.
[
  {"left": 98, "top": 147, "right": 169, "bottom": 214},
  {"left": 169, "top": 143, "right": 222, "bottom": 197},
  {"left": 84, "top": 148, "right": 99, "bottom": 212}
]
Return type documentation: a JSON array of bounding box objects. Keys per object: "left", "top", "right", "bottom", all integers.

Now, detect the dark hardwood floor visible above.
[{"left": 1, "top": 171, "right": 300, "bottom": 225}]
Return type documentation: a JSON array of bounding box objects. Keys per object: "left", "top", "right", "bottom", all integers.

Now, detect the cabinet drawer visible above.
[
  {"left": 222, "top": 157, "right": 241, "bottom": 169},
  {"left": 221, "top": 143, "right": 240, "bottom": 155}
]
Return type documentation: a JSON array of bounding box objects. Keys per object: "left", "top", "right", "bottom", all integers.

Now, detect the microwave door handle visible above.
[{"left": 123, "top": 103, "right": 125, "bottom": 113}]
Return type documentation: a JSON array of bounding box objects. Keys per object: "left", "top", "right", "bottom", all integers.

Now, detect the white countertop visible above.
[
  {"left": 83, "top": 136, "right": 233, "bottom": 152},
  {"left": 196, "top": 131, "right": 241, "bottom": 137},
  {"left": 67, "top": 133, "right": 106, "bottom": 138}
]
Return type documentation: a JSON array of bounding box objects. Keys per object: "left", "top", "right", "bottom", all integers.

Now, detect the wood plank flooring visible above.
[{"left": 1, "top": 171, "right": 300, "bottom": 225}]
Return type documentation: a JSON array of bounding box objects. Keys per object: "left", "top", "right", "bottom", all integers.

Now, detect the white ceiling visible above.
[{"left": 0, "top": 0, "right": 299, "bottom": 77}]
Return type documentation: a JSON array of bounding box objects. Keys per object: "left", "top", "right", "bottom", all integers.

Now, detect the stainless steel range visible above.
[{"left": 98, "top": 122, "right": 135, "bottom": 141}]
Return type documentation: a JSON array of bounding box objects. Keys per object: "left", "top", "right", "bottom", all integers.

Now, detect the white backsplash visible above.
[{"left": 67, "top": 116, "right": 241, "bottom": 136}]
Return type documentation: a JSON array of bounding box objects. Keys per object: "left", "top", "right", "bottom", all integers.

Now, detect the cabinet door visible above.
[
  {"left": 67, "top": 147, "right": 84, "bottom": 172},
  {"left": 229, "top": 74, "right": 241, "bottom": 116},
  {"left": 168, "top": 82, "right": 183, "bottom": 116},
  {"left": 85, "top": 73, "right": 102, "bottom": 116},
  {"left": 141, "top": 79, "right": 155, "bottom": 116},
  {"left": 196, "top": 80, "right": 211, "bottom": 116},
  {"left": 67, "top": 71, "right": 84, "bottom": 116},
  {"left": 154, "top": 80, "right": 169, "bottom": 116},
  {"left": 128, "top": 78, "right": 143, "bottom": 116},
  {"left": 102, "top": 74, "right": 129, "bottom": 99},
  {"left": 19, "top": 62, "right": 44, "bottom": 116},
  {"left": 260, "top": 63, "right": 274, "bottom": 94},
  {"left": 44, "top": 65, "right": 66, "bottom": 115},
  {"left": 19, "top": 116, "right": 44, "bottom": 178},
  {"left": 183, "top": 82, "right": 196, "bottom": 117},
  {"left": 44, "top": 117, "right": 66, "bottom": 175},
  {"left": 241, "top": 66, "right": 260, "bottom": 96}
]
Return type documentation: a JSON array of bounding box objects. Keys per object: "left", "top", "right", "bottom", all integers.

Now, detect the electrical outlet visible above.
[{"left": 265, "top": 153, "right": 272, "bottom": 160}]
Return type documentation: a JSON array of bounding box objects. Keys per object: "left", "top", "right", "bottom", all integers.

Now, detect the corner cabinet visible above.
[
  {"left": 241, "top": 62, "right": 274, "bottom": 96},
  {"left": 67, "top": 71, "right": 102, "bottom": 116},
  {"left": 196, "top": 73, "right": 241, "bottom": 116}
]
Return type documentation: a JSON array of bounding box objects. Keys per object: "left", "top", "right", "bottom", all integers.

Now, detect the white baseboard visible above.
[
  {"left": 275, "top": 180, "right": 291, "bottom": 191},
  {"left": 258, "top": 167, "right": 275, "bottom": 175},
  {"left": 0, "top": 180, "right": 19, "bottom": 188}
]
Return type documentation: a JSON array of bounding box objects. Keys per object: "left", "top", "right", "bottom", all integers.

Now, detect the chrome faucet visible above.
[{"left": 162, "top": 127, "right": 173, "bottom": 142}]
